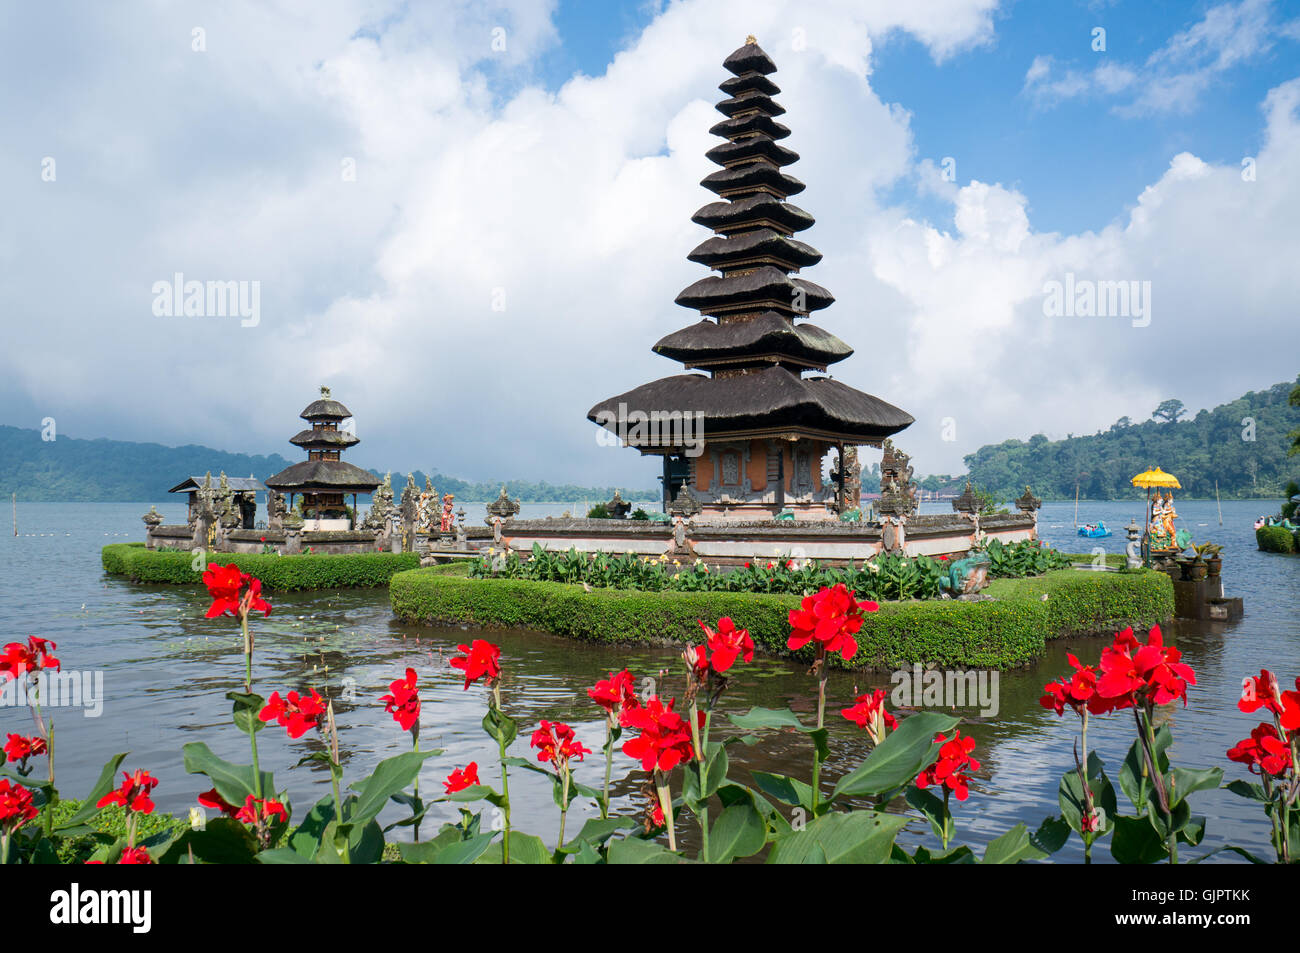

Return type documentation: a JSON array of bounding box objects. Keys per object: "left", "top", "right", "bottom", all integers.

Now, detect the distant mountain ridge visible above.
[
  {"left": 0, "top": 426, "right": 657, "bottom": 503},
  {"left": 963, "top": 378, "right": 1300, "bottom": 501}
]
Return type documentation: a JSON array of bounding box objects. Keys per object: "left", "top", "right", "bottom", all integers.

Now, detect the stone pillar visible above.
[{"left": 1125, "top": 519, "right": 1142, "bottom": 569}]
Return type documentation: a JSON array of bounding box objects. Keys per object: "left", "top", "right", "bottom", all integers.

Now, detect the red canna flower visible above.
[
  {"left": 0, "top": 637, "right": 59, "bottom": 680},
  {"left": 259, "top": 688, "right": 327, "bottom": 739},
  {"left": 1095, "top": 625, "right": 1196, "bottom": 710},
  {"left": 197, "top": 788, "right": 240, "bottom": 818},
  {"left": 841, "top": 689, "right": 897, "bottom": 744},
  {"left": 1228, "top": 723, "right": 1294, "bottom": 778},
  {"left": 621, "top": 696, "right": 702, "bottom": 772},
  {"left": 449, "top": 640, "right": 501, "bottom": 690},
  {"left": 1239, "top": 669, "right": 1284, "bottom": 717},
  {"left": 202, "top": 563, "right": 272, "bottom": 618},
  {"left": 787, "top": 584, "right": 877, "bottom": 662},
  {"left": 117, "top": 846, "right": 154, "bottom": 865},
  {"left": 380, "top": 668, "right": 421, "bottom": 732},
  {"left": 235, "top": 795, "right": 288, "bottom": 826},
  {"left": 531, "top": 720, "right": 591, "bottom": 772},
  {"left": 589, "top": 669, "right": 638, "bottom": 723},
  {"left": 916, "top": 730, "right": 981, "bottom": 801},
  {"left": 444, "top": 762, "right": 480, "bottom": 794},
  {"left": 0, "top": 778, "right": 38, "bottom": 833},
  {"left": 697, "top": 617, "right": 754, "bottom": 673},
  {"left": 3, "top": 734, "right": 47, "bottom": 765},
  {"left": 1039, "top": 653, "right": 1114, "bottom": 716},
  {"left": 97, "top": 769, "right": 159, "bottom": 815}
]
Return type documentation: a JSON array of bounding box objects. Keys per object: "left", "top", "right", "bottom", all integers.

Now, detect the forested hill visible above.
[
  {"left": 964, "top": 378, "right": 1300, "bottom": 500},
  {"left": 0, "top": 426, "right": 657, "bottom": 503}
]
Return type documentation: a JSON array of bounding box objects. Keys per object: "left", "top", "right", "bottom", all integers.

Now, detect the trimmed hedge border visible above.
[
  {"left": 102, "top": 542, "right": 421, "bottom": 591},
  {"left": 389, "top": 566, "right": 1174, "bottom": 671},
  {"left": 1256, "top": 525, "right": 1298, "bottom": 554}
]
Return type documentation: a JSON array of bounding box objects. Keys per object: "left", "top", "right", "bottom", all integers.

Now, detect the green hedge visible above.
[
  {"left": 102, "top": 543, "right": 421, "bottom": 590},
  {"left": 389, "top": 566, "right": 1175, "bottom": 670},
  {"left": 1257, "top": 525, "right": 1298, "bottom": 554}
]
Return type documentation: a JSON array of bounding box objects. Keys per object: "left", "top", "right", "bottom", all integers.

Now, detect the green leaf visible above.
[
  {"left": 904, "top": 786, "right": 947, "bottom": 841},
  {"left": 258, "top": 846, "right": 315, "bottom": 864},
  {"left": 1110, "top": 815, "right": 1167, "bottom": 864},
  {"left": 182, "top": 741, "right": 274, "bottom": 807},
  {"left": 832, "top": 712, "right": 960, "bottom": 799},
  {"left": 227, "top": 691, "right": 266, "bottom": 736},
  {"left": 727, "top": 707, "right": 811, "bottom": 732},
  {"left": 1169, "top": 766, "right": 1223, "bottom": 807},
  {"left": 750, "top": 771, "right": 813, "bottom": 809},
  {"left": 1031, "top": 815, "right": 1072, "bottom": 855},
  {"left": 58, "top": 752, "right": 127, "bottom": 830},
  {"left": 1177, "top": 814, "right": 1207, "bottom": 847},
  {"left": 606, "top": 836, "right": 683, "bottom": 864},
  {"left": 172, "top": 817, "right": 259, "bottom": 864},
  {"left": 435, "top": 831, "right": 498, "bottom": 864},
  {"left": 482, "top": 707, "right": 517, "bottom": 748},
  {"left": 706, "top": 803, "right": 767, "bottom": 864},
  {"left": 767, "top": 811, "right": 908, "bottom": 864},
  {"left": 1224, "top": 779, "right": 1267, "bottom": 803},
  {"left": 348, "top": 750, "right": 437, "bottom": 829},
  {"left": 289, "top": 795, "right": 336, "bottom": 858},
  {"left": 982, "top": 823, "right": 1049, "bottom": 864},
  {"left": 562, "top": 817, "right": 634, "bottom": 852}
]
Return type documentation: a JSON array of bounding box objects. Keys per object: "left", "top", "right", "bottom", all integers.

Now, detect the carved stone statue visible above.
[
  {"left": 876, "top": 439, "right": 917, "bottom": 519},
  {"left": 485, "top": 485, "right": 520, "bottom": 525},
  {"left": 831, "top": 446, "right": 862, "bottom": 514},
  {"left": 417, "top": 478, "right": 437, "bottom": 533},
  {"left": 267, "top": 489, "right": 287, "bottom": 530},
  {"left": 439, "top": 493, "right": 455, "bottom": 534},
  {"left": 141, "top": 505, "right": 163, "bottom": 529},
  {"left": 667, "top": 482, "right": 701, "bottom": 519},
  {"left": 606, "top": 489, "right": 631, "bottom": 520},
  {"left": 361, "top": 472, "right": 394, "bottom": 531}
]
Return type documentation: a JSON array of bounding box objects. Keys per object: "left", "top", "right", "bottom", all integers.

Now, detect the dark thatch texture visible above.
[
  {"left": 653, "top": 314, "right": 852, "bottom": 367},
  {"left": 588, "top": 366, "right": 913, "bottom": 445},
  {"left": 264, "top": 459, "right": 380, "bottom": 493}
]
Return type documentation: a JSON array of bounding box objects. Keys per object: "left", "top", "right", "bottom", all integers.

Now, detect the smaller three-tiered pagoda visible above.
[
  {"left": 588, "top": 37, "right": 913, "bottom": 520},
  {"left": 265, "top": 387, "right": 380, "bottom": 528}
]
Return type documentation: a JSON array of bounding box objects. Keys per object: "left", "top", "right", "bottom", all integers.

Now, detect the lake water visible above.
[{"left": 2, "top": 498, "right": 1295, "bottom": 862}]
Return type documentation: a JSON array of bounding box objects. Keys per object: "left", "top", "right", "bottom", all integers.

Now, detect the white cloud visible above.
[
  {"left": 1, "top": 0, "right": 1297, "bottom": 491},
  {"left": 1023, "top": 0, "right": 1295, "bottom": 116}
]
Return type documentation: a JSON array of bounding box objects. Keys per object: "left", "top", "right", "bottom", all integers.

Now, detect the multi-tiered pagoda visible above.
[
  {"left": 588, "top": 37, "right": 913, "bottom": 520},
  {"left": 265, "top": 386, "right": 380, "bottom": 528}
]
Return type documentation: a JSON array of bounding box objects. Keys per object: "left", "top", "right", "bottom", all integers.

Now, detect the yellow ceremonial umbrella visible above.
[{"left": 1131, "top": 468, "right": 1182, "bottom": 564}]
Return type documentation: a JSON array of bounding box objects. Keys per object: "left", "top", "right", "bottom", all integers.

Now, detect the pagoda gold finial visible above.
[{"left": 745, "top": 34, "right": 756, "bottom": 44}]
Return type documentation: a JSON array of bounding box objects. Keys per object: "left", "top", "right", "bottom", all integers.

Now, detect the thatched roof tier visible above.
[
  {"left": 653, "top": 313, "right": 852, "bottom": 369},
  {"left": 708, "top": 113, "right": 791, "bottom": 141},
  {"left": 706, "top": 136, "right": 799, "bottom": 168},
  {"left": 687, "top": 228, "right": 822, "bottom": 270},
  {"left": 300, "top": 397, "right": 352, "bottom": 421},
  {"left": 719, "top": 72, "right": 780, "bottom": 97},
  {"left": 264, "top": 460, "right": 380, "bottom": 494},
  {"left": 587, "top": 366, "right": 913, "bottom": 448},
  {"left": 692, "top": 193, "right": 814, "bottom": 234},
  {"left": 700, "top": 163, "right": 805, "bottom": 198},
  {"left": 169, "top": 476, "right": 265, "bottom": 494},
  {"left": 289, "top": 428, "right": 360, "bottom": 449},
  {"left": 723, "top": 39, "right": 778, "bottom": 76},
  {"left": 675, "top": 266, "right": 833, "bottom": 315},
  {"left": 714, "top": 92, "right": 785, "bottom": 119}
]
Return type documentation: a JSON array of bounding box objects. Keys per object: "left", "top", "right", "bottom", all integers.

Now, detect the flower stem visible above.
[
  {"left": 655, "top": 770, "right": 676, "bottom": 852},
  {"left": 412, "top": 728, "right": 421, "bottom": 843},
  {"left": 492, "top": 685, "right": 512, "bottom": 864},
  {"left": 600, "top": 719, "right": 614, "bottom": 820},
  {"left": 811, "top": 648, "right": 828, "bottom": 813},
  {"left": 558, "top": 767, "right": 570, "bottom": 849}
]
